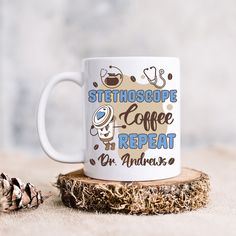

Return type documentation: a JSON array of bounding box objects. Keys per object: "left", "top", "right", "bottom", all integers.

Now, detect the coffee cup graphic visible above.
[
  {"left": 91, "top": 105, "right": 115, "bottom": 150},
  {"left": 90, "top": 105, "right": 126, "bottom": 150}
]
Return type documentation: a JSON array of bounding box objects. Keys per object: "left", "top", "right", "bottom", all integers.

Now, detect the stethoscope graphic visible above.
[
  {"left": 100, "top": 65, "right": 123, "bottom": 77},
  {"left": 143, "top": 66, "right": 166, "bottom": 89}
]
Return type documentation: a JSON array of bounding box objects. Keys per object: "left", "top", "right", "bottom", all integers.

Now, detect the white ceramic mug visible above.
[{"left": 37, "top": 57, "right": 180, "bottom": 181}]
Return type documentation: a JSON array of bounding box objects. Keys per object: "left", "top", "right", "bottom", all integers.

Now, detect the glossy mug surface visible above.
[{"left": 37, "top": 57, "right": 181, "bottom": 181}]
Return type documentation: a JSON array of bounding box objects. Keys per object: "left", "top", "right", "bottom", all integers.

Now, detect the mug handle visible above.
[{"left": 37, "top": 72, "right": 85, "bottom": 163}]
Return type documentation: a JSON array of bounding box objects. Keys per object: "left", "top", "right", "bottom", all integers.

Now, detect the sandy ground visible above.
[{"left": 0, "top": 146, "right": 235, "bottom": 236}]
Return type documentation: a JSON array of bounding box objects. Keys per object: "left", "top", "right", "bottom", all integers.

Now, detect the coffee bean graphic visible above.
[
  {"left": 168, "top": 73, "right": 173, "bottom": 80},
  {"left": 168, "top": 158, "right": 175, "bottom": 165},
  {"left": 93, "top": 82, "right": 98, "bottom": 88},
  {"left": 130, "top": 76, "right": 136, "bottom": 82},
  {"left": 94, "top": 144, "right": 99, "bottom": 150},
  {"left": 90, "top": 159, "right": 96, "bottom": 165}
]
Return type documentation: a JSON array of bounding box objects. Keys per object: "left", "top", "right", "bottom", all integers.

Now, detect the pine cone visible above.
[{"left": 0, "top": 173, "right": 46, "bottom": 212}]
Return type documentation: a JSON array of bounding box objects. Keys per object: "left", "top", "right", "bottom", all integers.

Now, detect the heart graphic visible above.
[{"left": 96, "top": 111, "right": 105, "bottom": 120}]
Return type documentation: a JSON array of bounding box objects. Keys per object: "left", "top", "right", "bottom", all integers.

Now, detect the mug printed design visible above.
[
  {"left": 100, "top": 65, "right": 123, "bottom": 88},
  {"left": 88, "top": 65, "right": 178, "bottom": 168},
  {"left": 143, "top": 66, "right": 166, "bottom": 89},
  {"left": 90, "top": 105, "right": 126, "bottom": 150}
]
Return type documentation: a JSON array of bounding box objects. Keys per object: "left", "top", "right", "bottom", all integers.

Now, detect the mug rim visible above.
[{"left": 82, "top": 56, "right": 179, "bottom": 63}]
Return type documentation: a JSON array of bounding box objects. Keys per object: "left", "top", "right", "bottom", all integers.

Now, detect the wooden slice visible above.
[{"left": 56, "top": 167, "right": 210, "bottom": 215}]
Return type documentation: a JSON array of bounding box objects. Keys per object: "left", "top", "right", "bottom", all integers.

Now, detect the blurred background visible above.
[{"left": 0, "top": 0, "right": 236, "bottom": 155}]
